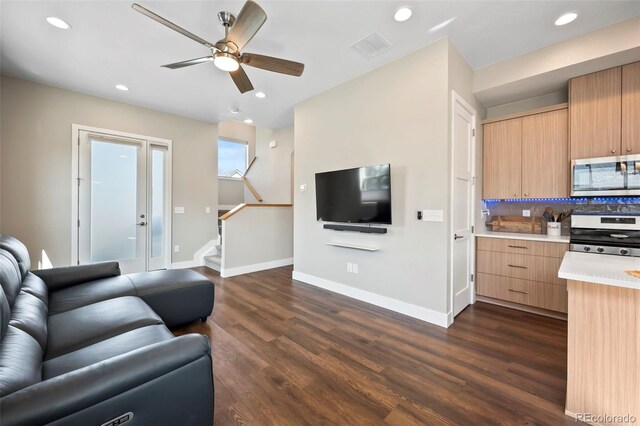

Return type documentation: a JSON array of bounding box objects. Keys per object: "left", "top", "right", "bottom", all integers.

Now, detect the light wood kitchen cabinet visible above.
[
  {"left": 483, "top": 118, "right": 522, "bottom": 199},
  {"left": 476, "top": 237, "right": 569, "bottom": 314},
  {"left": 569, "top": 67, "right": 622, "bottom": 159},
  {"left": 521, "top": 109, "right": 568, "bottom": 198},
  {"left": 622, "top": 61, "right": 640, "bottom": 155},
  {"left": 482, "top": 106, "right": 568, "bottom": 199}
]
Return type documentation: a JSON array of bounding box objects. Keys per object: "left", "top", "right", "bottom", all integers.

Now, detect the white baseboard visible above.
[
  {"left": 221, "top": 258, "right": 293, "bottom": 278},
  {"left": 170, "top": 260, "right": 200, "bottom": 269},
  {"left": 292, "top": 271, "right": 451, "bottom": 328}
]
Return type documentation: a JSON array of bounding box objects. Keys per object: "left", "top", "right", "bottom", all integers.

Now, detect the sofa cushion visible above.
[
  {"left": 43, "top": 324, "right": 174, "bottom": 380},
  {"left": 20, "top": 272, "right": 48, "bottom": 306},
  {"left": 46, "top": 296, "right": 163, "bottom": 360},
  {"left": 9, "top": 292, "right": 48, "bottom": 350},
  {"left": 0, "top": 235, "right": 31, "bottom": 279},
  {"left": 0, "top": 326, "right": 42, "bottom": 397},
  {"left": 48, "top": 275, "right": 135, "bottom": 315},
  {"left": 0, "top": 286, "right": 10, "bottom": 339},
  {"left": 128, "top": 269, "right": 214, "bottom": 327},
  {"left": 0, "top": 250, "right": 22, "bottom": 306}
]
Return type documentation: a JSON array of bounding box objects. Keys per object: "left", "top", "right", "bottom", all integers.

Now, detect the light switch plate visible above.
[
  {"left": 205, "top": 207, "right": 211, "bottom": 214},
  {"left": 269, "top": 140, "right": 278, "bottom": 148},
  {"left": 522, "top": 209, "right": 531, "bottom": 217},
  {"left": 299, "top": 184, "right": 307, "bottom": 192},
  {"left": 422, "top": 210, "right": 444, "bottom": 222},
  {"left": 174, "top": 207, "right": 185, "bottom": 214}
]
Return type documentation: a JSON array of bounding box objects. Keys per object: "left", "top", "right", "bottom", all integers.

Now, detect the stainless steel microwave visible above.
[{"left": 571, "top": 154, "right": 640, "bottom": 196}]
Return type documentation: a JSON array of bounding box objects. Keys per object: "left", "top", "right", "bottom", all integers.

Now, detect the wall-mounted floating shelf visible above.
[{"left": 326, "top": 242, "right": 380, "bottom": 252}]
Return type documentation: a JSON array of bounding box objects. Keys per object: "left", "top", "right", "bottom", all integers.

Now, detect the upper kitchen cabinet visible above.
[
  {"left": 569, "top": 67, "right": 622, "bottom": 160},
  {"left": 522, "top": 109, "right": 568, "bottom": 198},
  {"left": 622, "top": 62, "right": 640, "bottom": 155},
  {"left": 483, "top": 117, "right": 522, "bottom": 199},
  {"left": 482, "top": 105, "right": 568, "bottom": 200}
]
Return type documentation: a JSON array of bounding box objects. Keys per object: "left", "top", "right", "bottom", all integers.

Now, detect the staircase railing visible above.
[{"left": 241, "top": 157, "right": 263, "bottom": 202}]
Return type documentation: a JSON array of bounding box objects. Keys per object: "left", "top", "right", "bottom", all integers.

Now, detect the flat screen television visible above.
[{"left": 315, "top": 164, "right": 391, "bottom": 225}]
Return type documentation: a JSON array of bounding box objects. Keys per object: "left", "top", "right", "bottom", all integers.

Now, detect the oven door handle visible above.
[{"left": 610, "top": 234, "right": 630, "bottom": 239}]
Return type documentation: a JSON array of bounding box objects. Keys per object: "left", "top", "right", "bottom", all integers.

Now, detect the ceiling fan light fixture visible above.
[{"left": 214, "top": 52, "right": 240, "bottom": 72}]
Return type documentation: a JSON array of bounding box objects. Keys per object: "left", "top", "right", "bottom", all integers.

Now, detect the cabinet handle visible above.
[
  {"left": 508, "top": 264, "right": 528, "bottom": 269},
  {"left": 508, "top": 245, "right": 529, "bottom": 249},
  {"left": 611, "top": 149, "right": 616, "bottom": 154},
  {"left": 513, "top": 193, "right": 518, "bottom": 197},
  {"left": 508, "top": 289, "right": 529, "bottom": 295},
  {"left": 628, "top": 148, "right": 632, "bottom": 153},
  {"left": 524, "top": 193, "right": 529, "bottom": 197}
]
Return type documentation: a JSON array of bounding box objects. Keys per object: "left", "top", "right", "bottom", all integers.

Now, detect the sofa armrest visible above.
[
  {"left": 0, "top": 334, "right": 213, "bottom": 426},
  {"left": 32, "top": 261, "right": 121, "bottom": 291}
]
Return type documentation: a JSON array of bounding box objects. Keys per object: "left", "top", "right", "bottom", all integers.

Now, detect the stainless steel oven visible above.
[
  {"left": 570, "top": 215, "right": 640, "bottom": 257},
  {"left": 571, "top": 154, "right": 640, "bottom": 196}
]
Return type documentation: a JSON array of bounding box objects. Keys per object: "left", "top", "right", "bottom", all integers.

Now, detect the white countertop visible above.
[
  {"left": 558, "top": 251, "right": 640, "bottom": 290},
  {"left": 476, "top": 231, "right": 570, "bottom": 244}
]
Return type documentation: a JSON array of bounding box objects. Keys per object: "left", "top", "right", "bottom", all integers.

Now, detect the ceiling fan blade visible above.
[
  {"left": 229, "top": 65, "right": 254, "bottom": 94},
  {"left": 132, "top": 3, "right": 215, "bottom": 48},
  {"left": 226, "top": 1, "right": 267, "bottom": 51},
  {"left": 241, "top": 53, "right": 304, "bottom": 77},
  {"left": 162, "top": 56, "right": 214, "bottom": 69}
]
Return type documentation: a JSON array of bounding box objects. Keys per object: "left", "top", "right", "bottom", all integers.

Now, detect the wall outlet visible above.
[
  {"left": 174, "top": 207, "right": 185, "bottom": 214},
  {"left": 522, "top": 209, "right": 531, "bottom": 217},
  {"left": 205, "top": 206, "right": 211, "bottom": 214},
  {"left": 347, "top": 262, "right": 353, "bottom": 273},
  {"left": 352, "top": 263, "right": 359, "bottom": 274},
  {"left": 422, "top": 210, "right": 444, "bottom": 222},
  {"left": 174, "top": 245, "right": 180, "bottom": 253}
]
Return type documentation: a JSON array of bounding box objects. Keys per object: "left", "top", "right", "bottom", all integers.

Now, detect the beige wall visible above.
[
  {"left": 218, "top": 120, "right": 256, "bottom": 160},
  {"left": 218, "top": 178, "right": 245, "bottom": 206},
  {"left": 486, "top": 91, "right": 567, "bottom": 119},
  {"left": 0, "top": 76, "right": 218, "bottom": 266},
  {"left": 294, "top": 39, "right": 454, "bottom": 317},
  {"left": 245, "top": 125, "right": 294, "bottom": 203}
]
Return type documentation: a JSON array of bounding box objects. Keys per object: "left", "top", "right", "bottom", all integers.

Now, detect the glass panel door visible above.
[
  {"left": 148, "top": 145, "right": 169, "bottom": 271},
  {"left": 78, "top": 131, "right": 147, "bottom": 273}
]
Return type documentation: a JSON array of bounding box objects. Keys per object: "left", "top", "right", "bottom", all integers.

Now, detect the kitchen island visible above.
[{"left": 559, "top": 252, "right": 640, "bottom": 425}]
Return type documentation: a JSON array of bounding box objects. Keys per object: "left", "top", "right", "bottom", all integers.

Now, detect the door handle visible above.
[
  {"left": 454, "top": 234, "right": 464, "bottom": 240},
  {"left": 137, "top": 222, "right": 147, "bottom": 226}
]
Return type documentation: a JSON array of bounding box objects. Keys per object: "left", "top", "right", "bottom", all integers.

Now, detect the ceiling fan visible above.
[{"left": 132, "top": 1, "right": 305, "bottom": 94}]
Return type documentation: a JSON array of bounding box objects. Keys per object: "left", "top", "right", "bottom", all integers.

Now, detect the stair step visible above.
[
  {"left": 204, "top": 255, "right": 221, "bottom": 272},
  {"left": 205, "top": 255, "right": 221, "bottom": 264}
]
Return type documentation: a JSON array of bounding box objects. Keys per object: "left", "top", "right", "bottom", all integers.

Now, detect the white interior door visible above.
[
  {"left": 451, "top": 93, "right": 476, "bottom": 317},
  {"left": 77, "top": 130, "right": 170, "bottom": 273}
]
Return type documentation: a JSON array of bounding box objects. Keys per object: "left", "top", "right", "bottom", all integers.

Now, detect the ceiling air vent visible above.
[{"left": 350, "top": 32, "right": 393, "bottom": 59}]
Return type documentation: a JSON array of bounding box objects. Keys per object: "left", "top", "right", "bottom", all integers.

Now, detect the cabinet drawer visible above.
[
  {"left": 476, "top": 273, "right": 568, "bottom": 313},
  {"left": 476, "top": 250, "right": 565, "bottom": 285},
  {"left": 477, "top": 237, "right": 568, "bottom": 258}
]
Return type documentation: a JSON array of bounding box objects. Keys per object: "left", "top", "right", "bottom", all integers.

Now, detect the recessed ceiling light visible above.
[
  {"left": 46, "top": 17, "right": 71, "bottom": 30},
  {"left": 115, "top": 84, "right": 129, "bottom": 91},
  {"left": 394, "top": 6, "right": 412, "bottom": 22},
  {"left": 555, "top": 12, "right": 578, "bottom": 26},
  {"left": 244, "top": 119, "right": 253, "bottom": 124},
  {"left": 255, "top": 91, "right": 266, "bottom": 99}
]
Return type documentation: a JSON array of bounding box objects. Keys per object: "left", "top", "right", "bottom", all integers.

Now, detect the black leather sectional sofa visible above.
[{"left": 0, "top": 234, "right": 215, "bottom": 425}]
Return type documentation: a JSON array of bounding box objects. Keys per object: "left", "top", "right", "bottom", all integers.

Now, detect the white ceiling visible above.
[{"left": 2, "top": 1, "right": 639, "bottom": 128}]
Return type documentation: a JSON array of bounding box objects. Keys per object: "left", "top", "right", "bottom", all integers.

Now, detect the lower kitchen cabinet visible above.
[{"left": 476, "top": 236, "right": 569, "bottom": 314}]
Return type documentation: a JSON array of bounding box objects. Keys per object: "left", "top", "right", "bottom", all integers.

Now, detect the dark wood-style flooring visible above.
[{"left": 174, "top": 266, "right": 573, "bottom": 425}]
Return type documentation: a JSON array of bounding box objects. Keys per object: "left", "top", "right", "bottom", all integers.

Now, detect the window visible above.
[{"left": 218, "top": 139, "right": 248, "bottom": 178}]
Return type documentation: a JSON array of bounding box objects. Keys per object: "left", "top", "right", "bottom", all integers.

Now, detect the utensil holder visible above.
[{"left": 547, "top": 222, "right": 561, "bottom": 236}]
